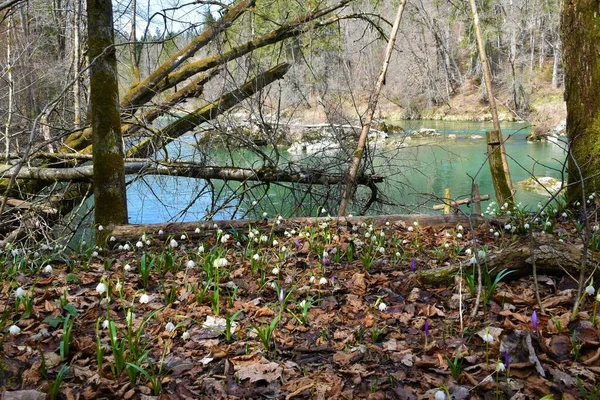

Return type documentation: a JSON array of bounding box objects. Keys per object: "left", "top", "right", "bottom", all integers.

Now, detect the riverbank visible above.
[{"left": 282, "top": 80, "right": 566, "bottom": 135}]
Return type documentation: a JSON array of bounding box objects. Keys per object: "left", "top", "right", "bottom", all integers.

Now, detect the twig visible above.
[{"left": 286, "top": 383, "right": 315, "bottom": 400}]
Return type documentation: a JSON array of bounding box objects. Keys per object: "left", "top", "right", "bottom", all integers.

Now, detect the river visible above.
[{"left": 125, "top": 120, "right": 566, "bottom": 224}]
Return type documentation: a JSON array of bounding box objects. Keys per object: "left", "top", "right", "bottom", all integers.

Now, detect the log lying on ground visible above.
[
  {"left": 111, "top": 214, "right": 493, "bottom": 242},
  {"left": 418, "top": 233, "right": 599, "bottom": 286},
  {"left": 0, "top": 161, "right": 383, "bottom": 186}
]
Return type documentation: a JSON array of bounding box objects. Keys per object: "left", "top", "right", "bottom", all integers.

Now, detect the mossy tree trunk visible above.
[
  {"left": 562, "top": 0, "right": 600, "bottom": 203},
  {"left": 87, "top": 0, "right": 128, "bottom": 234}
]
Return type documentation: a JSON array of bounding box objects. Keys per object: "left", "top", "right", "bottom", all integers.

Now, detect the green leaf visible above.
[
  {"left": 43, "top": 315, "right": 64, "bottom": 328},
  {"left": 63, "top": 303, "right": 78, "bottom": 317}
]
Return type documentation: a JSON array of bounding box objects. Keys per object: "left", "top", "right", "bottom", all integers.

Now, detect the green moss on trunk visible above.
[
  {"left": 562, "top": 0, "right": 600, "bottom": 203},
  {"left": 87, "top": 0, "right": 128, "bottom": 237}
]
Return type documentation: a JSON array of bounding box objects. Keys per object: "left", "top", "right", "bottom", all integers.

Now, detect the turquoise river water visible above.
[{"left": 125, "top": 120, "right": 566, "bottom": 224}]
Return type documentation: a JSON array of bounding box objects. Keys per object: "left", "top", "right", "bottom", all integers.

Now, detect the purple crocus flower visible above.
[
  {"left": 425, "top": 319, "right": 429, "bottom": 336},
  {"left": 295, "top": 238, "right": 300, "bottom": 250},
  {"left": 411, "top": 258, "right": 416, "bottom": 271},
  {"left": 503, "top": 350, "right": 510, "bottom": 368},
  {"left": 331, "top": 276, "right": 335, "bottom": 285},
  {"left": 532, "top": 310, "right": 538, "bottom": 331},
  {"left": 323, "top": 256, "right": 328, "bottom": 266}
]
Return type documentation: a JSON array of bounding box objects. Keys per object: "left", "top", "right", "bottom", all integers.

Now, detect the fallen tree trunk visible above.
[
  {"left": 61, "top": 1, "right": 353, "bottom": 153},
  {"left": 0, "top": 161, "right": 383, "bottom": 186},
  {"left": 417, "top": 233, "right": 599, "bottom": 286},
  {"left": 111, "top": 214, "right": 492, "bottom": 242},
  {"left": 126, "top": 63, "right": 291, "bottom": 158},
  {"left": 121, "top": 69, "right": 221, "bottom": 138}
]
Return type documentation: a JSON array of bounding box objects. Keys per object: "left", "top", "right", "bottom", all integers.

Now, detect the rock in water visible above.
[{"left": 515, "top": 176, "right": 563, "bottom": 196}]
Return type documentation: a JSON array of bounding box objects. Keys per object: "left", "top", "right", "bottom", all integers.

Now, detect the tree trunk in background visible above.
[
  {"left": 551, "top": 41, "right": 560, "bottom": 89},
  {"left": 468, "top": 0, "right": 515, "bottom": 207},
  {"left": 87, "top": 0, "right": 128, "bottom": 233},
  {"left": 129, "top": 0, "right": 140, "bottom": 85},
  {"left": 4, "top": 15, "right": 13, "bottom": 157},
  {"left": 72, "top": 0, "right": 82, "bottom": 127},
  {"left": 562, "top": 0, "right": 600, "bottom": 203},
  {"left": 338, "top": 0, "right": 407, "bottom": 216}
]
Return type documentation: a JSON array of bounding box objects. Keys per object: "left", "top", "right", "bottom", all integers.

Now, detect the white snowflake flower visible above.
[
  {"left": 139, "top": 293, "right": 150, "bottom": 304},
  {"left": 187, "top": 260, "right": 196, "bottom": 269},
  {"left": 165, "top": 322, "right": 176, "bottom": 332},
  {"left": 272, "top": 267, "right": 280, "bottom": 275},
  {"left": 96, "top": 282, "right": 106, "bottom": 295},
  {"left": 482, "top": 332, "right": 494, "bottom": 343},
  {"left": 43, "top": 265, "right": 53, "bottom": 274},
  {"left": 585, "top": 285, "right": 595, "bottom": 296},
  {"left": 378, "top": 302, "right": 387, "bottom": 311},
  {"left": 8, "top": 325, "right": 21, "bottom": 335},
  {"left": 170, "top": 239, "right": 178, "bottom": 248},
  {"left": 15, "top": 287, "right": 26, "bottom": 298},
  {"left": 319, "top": 277, "right": 328, "bottom": 285},
  {"left": 213, "top": 258, "right": 228, "bottom": 268},
  {"left": 496, "top": 362, "right": 506, "bottom": 372}
]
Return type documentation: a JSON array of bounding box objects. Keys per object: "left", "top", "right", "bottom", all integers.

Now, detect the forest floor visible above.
[{"left": 1, "top": 211, "right": 599, "bottom": 400}]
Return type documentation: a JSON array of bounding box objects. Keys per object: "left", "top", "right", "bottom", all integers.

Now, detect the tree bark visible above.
[
  {"left": 60, "top": 1, "right": 351, "bottom": 153},
  {"left": 72, "top": 0, "right": 82, "bottom": 128},
  {"left": 126, "top": 63, "right": 291, "bottom": 159},
  {"left": 121, "top": 0, "right": 254, "bottom": 112},
  {"left": 417, "top": 234, "right": 600, "bottom": 286},
  {"left": 469, "top": 0, "right": 515, "bottom": 207},
  {"left": 561, "top": 0, "right": 600, "bottom": 203},
  {"left": 129, "top": 0, "right": 140, "bottom": 85},
  {"left": 4, "top": 14, "right": 13, "bottom": 157},
  {"left": 122, "top": 69, "right": 220, "bottom": 139},
  {"left": 87, "top": 0, "right": 128, "bottom": 231},
  {"left": 338, "top": 0, "right": 406, "bottom": 216},
  {"left": 0, "top": 161, "right": 383, "bottom": 185},
  {"left": 111, "top": 214, "right": 494, "bottom": 242},
  {"left": 551, "top": 41, "right": 560, "bottom": 89}
]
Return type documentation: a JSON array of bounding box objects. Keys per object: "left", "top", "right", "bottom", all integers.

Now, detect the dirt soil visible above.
[{"left": 1, "top": 215, "right": 599, "bottom": 399}]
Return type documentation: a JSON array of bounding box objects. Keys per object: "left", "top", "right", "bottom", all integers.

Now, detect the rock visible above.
[
  {"left": 515, "top": 176, "right": 563, "bottom": 196},
  {"left": 470, "top": 134, "right": 483, "bottom": 140},
  {"left": 447, "top": 134, "right": 457, "bottom": 140},
  {"left": 552, "top": 119, "right": 567, "bottom": 136},
  {"left": 410, "top": 128, "right": 439, "bottom": 138},
  {"left": 372, "top": 120, "right": 405, "bottom": 135},
  {"left": 2, "top": 390, "right": 46, "bottom": 400}
]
